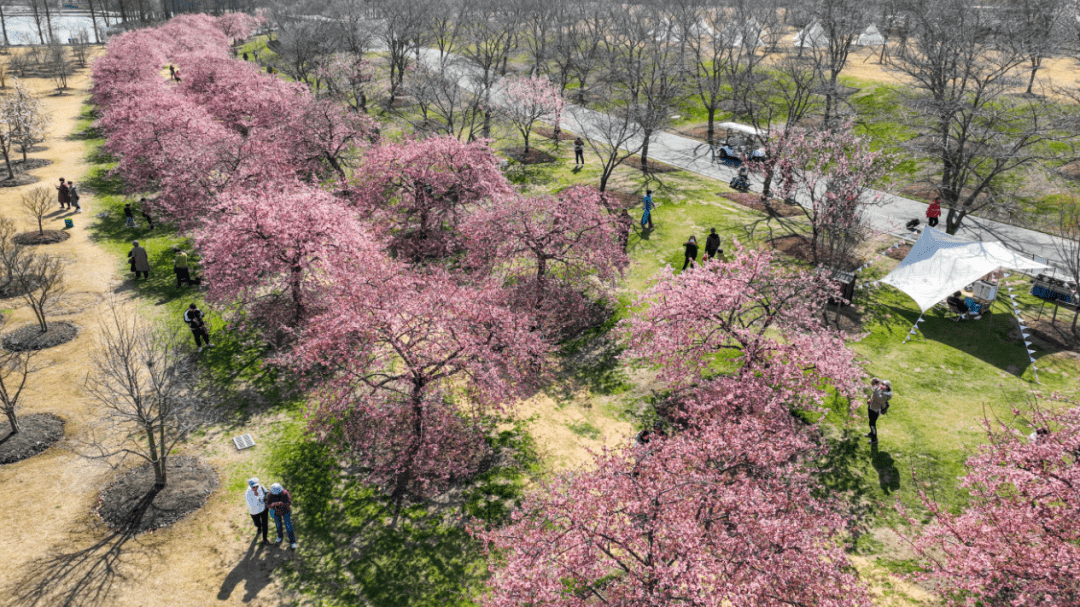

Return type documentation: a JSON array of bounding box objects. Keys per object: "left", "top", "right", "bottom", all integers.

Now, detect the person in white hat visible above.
[{"left": 244, "top": 477, "right": 270, "bottom": 545}]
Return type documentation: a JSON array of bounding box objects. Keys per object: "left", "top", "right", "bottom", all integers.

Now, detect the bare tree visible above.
[
  {"left": 270, "top": 14, "right": 335, "bottom": 90},
  {"left": 457, "top": 0, "right": 520, "bottom": 138},
  {"left": 568, "top": 104, "right": 646, "bottom": 192},
  {"left": 83, "top": 309, "right": 204, "bottom": 488},
  {"left": 8, "top": 79, "right": 50, "bottom": 162},
  {"left": 5, "top": 247, "right": 65, "bottom": 333},
  {"left": 71, "top": 30, "right": 92, "bottom": 68},
  {"left": 888, "top": 0, "right": 1079, "bottom": 234},
  {"left": 0, "top": 322, "right": 38, "bottom": 434},
  {"left": 406, "top": 63, "right": 483, "bottom": 139},
  {"left": 549, "top": 2, "right": 608, "bottom": 102},
  {"left": 1051, "top": 199, "right": 1080, "bottom": 334},
  {"left": 811, "top": 0, "right": 872, "bottom": 127},
  {"left": 1006, "top": 0, "right": 1068, "bottom": 95},
  {"left": 20, "top": 186, "right": 52, "bottom": 236},
  {"left": 372, "top": 0, "right": 426, "bottom": 103}
]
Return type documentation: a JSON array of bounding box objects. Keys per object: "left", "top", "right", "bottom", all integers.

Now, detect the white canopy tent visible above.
[
  {"left": 793, "top": 21, "right": 828, "bottom": 48},
  {"left": 856, "top": 24, "right": 885, "bottom": 46},
  {"left": 880, "top": 228, "right": 1049, "bottom": 312}
]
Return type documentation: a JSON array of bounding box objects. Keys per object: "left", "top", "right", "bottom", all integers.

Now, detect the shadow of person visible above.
[
  {"left": 870, "top": 443, "right": 901, "bottom": 495},
  {"left": 217, "top": 536, "right": 278, "bottom": 603}
]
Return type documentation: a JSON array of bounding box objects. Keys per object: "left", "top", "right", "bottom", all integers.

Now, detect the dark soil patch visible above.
[
  {"left": 0, "top": 413, "right": 64, "bottom": 464},
  {"left": 1023, "top": 312, "right": 1080, "bottom": 352},
  {"left": 886, "top": 244, "right": 912, "bottom": 261},
  {"left": 533, "top": 126, "right": 576, "bottom": 141},
  {"left": 606, "top": 189, "right": 642, "bottom": 210},
  {"left": 0, "top": 174, "right": 38, "bottom": 187},
  {"left": 96, "top": 456, "right": 218, "bottom": 534},
  {"left": 1058, "top": 160, "right": 1080, "bottom": 180},
  {"left": 623, "top": 155, "right": 679, "bottom": 174},
  {"left": 900, "top": 182, "right": 990, "bottom": 207},
  {"left": 3, "top": 321, "right": 79, "bottom": 351},
  {"left": 504, "top": 147, "right": 557, "bottom": 164},
  {"left": 14, "top": 230, "right": 71, "bottom": 245},
  {"left": 768, "top": 234, "right": 860, "bottom": 270},
  {"left": 719, "top": 192, "right": 803, "bottom": 217},
  {"left": 0, "top": 275, "right": 43, "bottom": 299},
  {"left": 10, "top": 158, "right": 52, "bottom": 172}
]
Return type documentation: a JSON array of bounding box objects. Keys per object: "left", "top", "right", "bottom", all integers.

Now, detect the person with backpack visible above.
[
  {"left": 124, "top": 202, "right": 136, "bottom": 228},
  {"left": 573, "top": 137, "right": 585, "bottom": 167},
  {"left": 184, "top": 303, "right": 214, "bottom": 351},
  {"left": 866, "top": 378, "right": 892, "bottom": 444},
  {"left": 68, "top": 181, "right": 81, "bottom": 213},
  {"left": 265, "top": 483, "right": 297, "bottom": 549}
]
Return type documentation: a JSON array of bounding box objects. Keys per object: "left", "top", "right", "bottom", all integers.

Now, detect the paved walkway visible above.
[{"left": 420, "top": 48, "right": 1073, "bottom": 271}]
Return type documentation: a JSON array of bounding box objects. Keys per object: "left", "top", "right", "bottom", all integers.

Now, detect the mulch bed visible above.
[
  {"left": 1057, "top": 160, "right": 1080, "bottom": 180},
  {"left": 96, "top": 456, "right": 219, "bottom": 534},
  {"left": 0, "top": 275, "right": 43, "bottom": 299},
  {"left": 11, "top": 158, "right": 51, "bottom": 171},
  {"left": 622, "top": 155, "right": 680, "bottom": 174},
  {"left": 533, "top": 126, "right": 576, "bottom": 141},
  {"left": 0, "top": 413, "right": 64, "bottom": 464},
  {"left": 14, "top": 230, "right": 71, "bottom": 245},
  {"left": 504, "top": 147, "right": 557, "bottom": 164},
  {"left": 719, "top": 192, "right": 803, "bottom": 217},
  {"left": 3, "top": 321, "right": 79, "bottom": 351},
  {"left": 885, "top": 244, "right": 912, "bottom": 261},
  {"left": 0, "top": 174, "right": 38, "bottom": 187},
  {"left": 767, "top": 234, "right": 860, "bottom": 270},
  {"left": 605, "top": 189, "right": 642, "bottom": 210}
]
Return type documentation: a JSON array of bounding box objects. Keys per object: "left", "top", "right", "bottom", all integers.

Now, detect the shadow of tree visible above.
[{"left": 6, "top": 489, "right": 160, "bottom": 607}]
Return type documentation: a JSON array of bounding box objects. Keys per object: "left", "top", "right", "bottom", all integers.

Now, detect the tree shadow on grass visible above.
[
  {"left": 5, "top": 490, "right": 161, "bottom": 607},
  {"left": 271, "top": 429, "right": 533, "bottom": 607}
]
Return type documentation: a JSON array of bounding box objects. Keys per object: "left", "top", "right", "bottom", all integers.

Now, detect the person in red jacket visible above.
[
  {"left": 926, "top": 198, "right": 942, "bottom": 228},
  {"left": 266, "top": 483, "right": 296, "bottom": 549}
]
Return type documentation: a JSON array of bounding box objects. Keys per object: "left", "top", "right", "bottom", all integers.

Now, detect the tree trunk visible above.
[
  {"left": 43, "top": 1, "right": 53, "bottom": 43},
  {"left": 1, "top": 145, "right": 14, "bottom": 180},
  {"left": 31, "top": 2, "right": 45, "bottom": 45},
  {"left": 0, "top": 4, "right": 10, "bottom": 47},
  {"left": 599, "top": 168, "right": 610, "bottom": 192},
  {"left": 640, "top": 129, "right": 651, "bottom": 173},
  {"left": 5, "top": 409, "right": 20, "bottom": 434},
  {"left": 1072, "top": 306, "right": 1078, "bottom": 334},
  {"left": 1026, "top": 57, "right": 1039, "bottom": 95},
  {"left": 706, "top": 106, "right": 716, "bottom": 146},
  {"left": 390, "top": 384, "right": 426, "bottom": 516},
  {"left": 945, "top": 207, "right": 964, "bottom": 235},
  {"left": 523, "top": 129, "right": 531, "bottom": 154},
  {"left": 87, "top": 0, "right": 100, "bottom": 44},
  {"left": 291, "top": 264, "right": 305, "bottom": 325}
]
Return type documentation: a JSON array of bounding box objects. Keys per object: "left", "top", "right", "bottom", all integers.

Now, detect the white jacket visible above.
[{"left": 245, "top": 485, "right": 267, "bottom": 515}]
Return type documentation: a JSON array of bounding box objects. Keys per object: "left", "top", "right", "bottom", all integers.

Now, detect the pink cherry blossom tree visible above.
[
  {"left": 352, "top": 136, "right": 513, "bottom": 263},
  {"left": 296, "top": 264, "right": 549, "bottom": 511},
  {"left": 317, "top": 53, "right": 378, "bottom": 113},
  {"left": 750, "top": 127, "right": 893, "bottom": 269},
  {"left": 290, "top": 98, "right": 380, "bottom": 183},
  {"left": 905, "top": 404, "right": 1080, "bottom": 607},
  {"left": 623, "top": 242, "right": 863, "bottom": 418},
  {"left": 500, "top": 75, "right": 565, "bottom": 154},
  {"left": 464, "top": 186, "right": 627, "bottom": 338},
  {"left": 478, "top": 413, "right": 872, "bottom": 607},
  {"left": 195, "top": 183, "right": 383, "bottom": 338},
  {"left": 217, "top": 12, "right": 260, "bottom": 43}
]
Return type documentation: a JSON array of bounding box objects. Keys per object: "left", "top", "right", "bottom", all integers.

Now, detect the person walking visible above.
[
  {"left": 926, "top": 198, "right": 942, "bottom": 228},
  {"left": 173, "top": 247, "right": 191, "bottom": 287},
  {"left": 140, "top": 198, "right": 155, "bottom": 231},
  {"left": 68, "top": 181, "right": 81, "bottom": 213},
  {"left": 128, "top": 240, "right": 150, "bottom": 280},
  {"left": 266, "top": 483, "right": 296, "bottom": 549},
  {"left": 704, "top": 228, "right": 721, "bottom": 261},
  {"left": 641, "top": 190, "right": 654, "bottom": 230},
  {"left": 169, "top": 64, "right": 176, "bottom": 80},
  {"left": 573, "top": 137, "right": 585, "bottom": 167},
  {"left": 866, "top": 378, "right": 892, "bottom": 443},
  {"left": 124, "top": 202, "right": 136, "bottom": 228},
  {"left": 682, "top": 235, "right": 698, "bottom": 270},
  {"left": 245, "top": 477, "right": 270, "bottom": 545},
  {"left": 184, "top": 303, "right": 214, "bottom": 351},
  {"left": 57, "top": 178, "right": 71, "bottom": 210}
]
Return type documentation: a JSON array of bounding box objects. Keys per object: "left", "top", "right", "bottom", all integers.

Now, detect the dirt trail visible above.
[{"left": 0, "top": 62, "right": 290, "bottom": 607}]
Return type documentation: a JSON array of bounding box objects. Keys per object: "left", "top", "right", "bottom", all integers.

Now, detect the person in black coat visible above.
[
  {"left": 682, "top": 235, "right": 698, "bottom": 270},
  {"left": 704, "top": 228, "right": 721, "bottom": 261}
]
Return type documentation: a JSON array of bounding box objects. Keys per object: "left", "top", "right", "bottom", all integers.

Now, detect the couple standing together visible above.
[{"left": 244, "top": 478, "right": 297, "bottom": 549}]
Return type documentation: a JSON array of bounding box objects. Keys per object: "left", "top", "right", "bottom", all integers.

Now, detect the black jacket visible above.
[{"left": 705, "top": 234, "right": 720, "bottom": 254}]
